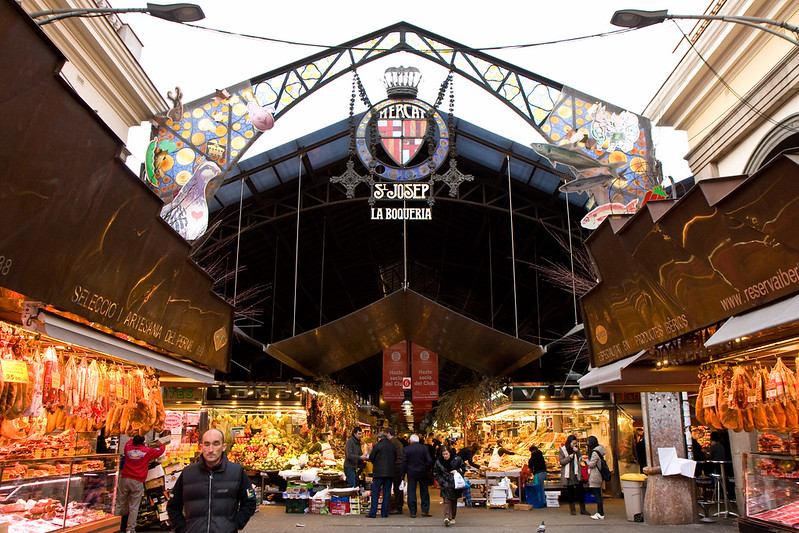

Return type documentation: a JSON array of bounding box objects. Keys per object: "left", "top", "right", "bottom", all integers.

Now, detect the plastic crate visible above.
[
  {"left": 285, "top": 499, "right": 309, "bottom": 514},
  {"left": 309, "top": 499, "right": 328, "bottom": 514}
]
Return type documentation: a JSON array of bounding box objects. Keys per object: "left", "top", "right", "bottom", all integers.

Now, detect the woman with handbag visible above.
[
  {"left": 434, "top": 445, "right": 466, "bottom": 527},
  {"left": 585, "top": 435, "right": 607, "bottom": 519},
  {"left": 558, "top": 435, "right": 588, "bottom": 516}
]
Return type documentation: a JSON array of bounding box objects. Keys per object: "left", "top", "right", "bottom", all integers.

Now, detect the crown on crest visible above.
[{"left": 383, "top": 66, "right": 421, "bottom": 99}]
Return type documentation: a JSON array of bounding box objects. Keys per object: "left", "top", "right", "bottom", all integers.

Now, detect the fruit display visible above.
[{"left": 217, "top": 413, "right": 344, "bottom": 472}]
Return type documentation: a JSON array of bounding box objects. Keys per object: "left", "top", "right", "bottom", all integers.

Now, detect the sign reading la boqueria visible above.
[
  {"left": 370, "top": 182, "right": 432, "bottom": 220},
  {"left": 358, "top": 97, "right": 447, "bottom": 222},
  {"left": 332, "top": 67, "right": 474, "bottom": 218}
]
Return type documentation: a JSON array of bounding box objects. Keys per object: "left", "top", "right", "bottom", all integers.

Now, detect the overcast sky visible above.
[{"left": 119, "top": 1, "right": 709, "bottom": 181}]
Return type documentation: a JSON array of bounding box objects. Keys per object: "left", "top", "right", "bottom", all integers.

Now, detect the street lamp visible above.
[
  {"left": 31, "top": 3, "right": 205, "bottom": 26},
  {"left": 610, "top": 9, "right": 799, "bottom": 46}
]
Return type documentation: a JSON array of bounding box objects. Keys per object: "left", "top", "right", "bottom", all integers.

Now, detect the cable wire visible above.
[{"left": 179, "top": 22, "right": 636, "bottom": 52}]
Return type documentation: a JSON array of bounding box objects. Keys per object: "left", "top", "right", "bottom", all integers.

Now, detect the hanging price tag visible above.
[
  {"left": 1, "top": 360, "right": 29, "bottom": 383},
  {"left": 703, "top": 385, "right": 716, "bottom": 408}
]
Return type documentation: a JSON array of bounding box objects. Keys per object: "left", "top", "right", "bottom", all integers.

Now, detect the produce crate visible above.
[
  {"left": 329, "top": 501, "right": 350, "bottom": 515},
  {"left": 285, "top": 499, "right": 309, "bottom": 514},
  {"left": 309, "top": 498, "right": 328, "bottom": 514}
]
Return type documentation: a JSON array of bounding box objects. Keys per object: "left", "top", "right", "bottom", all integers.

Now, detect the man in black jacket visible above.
[
  {"left": 366, "top": 432, "right": 396, "bottom": 518},
  {"left": 401, "top": 434, "right": 432, "bottom": 518},
  {"left": 386, "top": 427, "right": 404, "bottom": 514},
  {"left": 166, "top": 429, "right": 257, "bottom": 533}
]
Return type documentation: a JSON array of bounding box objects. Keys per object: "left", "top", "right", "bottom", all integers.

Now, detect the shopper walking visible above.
[
  {"left": 528, "top": 444, "right": 548, "bottom": 508},
  {"left": 401, "top": 433, "right": 433, "bottom": 518},
  {"left": 559, "top": 435, "right": 588, "bottom": 516},
  {"left": 114, "top": 434, "right": 165, "bottom": 533},
  {"left": 433, "top": 444, "right": 466, "bottom": 527},
  {"left": 386, "top": 427, "right": 404, "bottom": 514},
  {"left": 166, "top": 429, "right": 257, "bottom": 533},
  {"left": 366, "top": 431, "right": 396, "bottom": 518},
  {"left": 344, "top": 427, "right": 368, "bottom": 488},
  {"left": 585, "top": 435, "right": 606, "bottom": 519}
]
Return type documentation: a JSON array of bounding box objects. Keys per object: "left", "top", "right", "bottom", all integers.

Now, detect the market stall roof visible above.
[
  {"left": 704, "top": 293, "right": 799, "bottom": 348},
  {"left": 578, "top": 351, "right": 648, "bottom": 389},
  {"left": 265, "top": 289, "right": 545, "bottom": 377},
  {"left": 35, "top": 310, "right": 216, "bottom": 383}
]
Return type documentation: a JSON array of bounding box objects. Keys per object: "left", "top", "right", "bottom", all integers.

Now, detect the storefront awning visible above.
[
  {"left": 578, "top": 351, "right": 648, "bottom": 389},
  {"left": 35, "top": 310, "right": 216, "bottom": 383},
  {"left": 704, "top": 293, "right": 799, "bottom": 347}
]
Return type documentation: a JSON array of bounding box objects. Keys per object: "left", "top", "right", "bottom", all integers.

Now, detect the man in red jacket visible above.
[{"left": 115, "top": 435, "right": 165, "bottom": 533}]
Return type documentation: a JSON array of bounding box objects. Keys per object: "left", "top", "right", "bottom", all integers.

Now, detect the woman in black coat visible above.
[
  {"left": 528, "top": 444, "right": 548, "bottom": 508},
  {"left": 433, "top": 445, "right": 466, "bottom": 527}
]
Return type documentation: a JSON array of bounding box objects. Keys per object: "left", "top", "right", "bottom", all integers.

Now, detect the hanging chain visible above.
[
  {"left": 347, "top": 74, "right": 357, "bottom": 159},
  {"left": 448, "top": 74, "right": 456, "bottom": 158},
  {"left": 434, "top": 71, "right": 474, "bottom": 198},
  {"left": 354, "top": 71, "right": 371, "bottom": 108},
  {"left": 331, "top": 71, "right": 373, "bottom": 199}
]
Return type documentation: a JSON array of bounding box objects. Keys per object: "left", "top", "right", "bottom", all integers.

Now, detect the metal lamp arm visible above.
[{"left": 668, "top": 13, "right": 799, "bottom": 46}]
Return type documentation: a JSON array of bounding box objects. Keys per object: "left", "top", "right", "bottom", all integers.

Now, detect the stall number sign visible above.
[
  {"left": 402, "top": 377, "right": 411, "bottom": 389},
  {"left": 1, "top": 360, "right": 28, "bottom": 383}
]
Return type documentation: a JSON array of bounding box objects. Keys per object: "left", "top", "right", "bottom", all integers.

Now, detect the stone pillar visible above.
[
  {"left": 729, "top": 429, "right": 757, "bottom": 510},
  {"left": 641, "top": 392, "right": 695, "bottom": 525}
]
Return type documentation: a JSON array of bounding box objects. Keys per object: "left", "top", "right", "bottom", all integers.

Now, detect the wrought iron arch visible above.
[{"left": 148, "top": 21, "right": 656, "bottom": 205}]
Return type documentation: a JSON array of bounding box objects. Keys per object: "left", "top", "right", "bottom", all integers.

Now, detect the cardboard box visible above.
[
  {"left": 329, "top": 502, "right": 350, "bottom": 515},
  {"left": 514, "top": 503, "right": 532, "bottom": 511},
  {"left": 330, "top": 495, "right": 349, "bottom": 503}
]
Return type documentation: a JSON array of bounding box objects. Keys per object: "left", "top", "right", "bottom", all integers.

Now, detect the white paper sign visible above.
[{"left": 657, "top": 447, "right": 697, "bottom": 478}]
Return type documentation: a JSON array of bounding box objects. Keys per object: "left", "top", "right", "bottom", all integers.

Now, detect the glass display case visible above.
[
  {"left": 741, "top": 452, "right": 799, "bottom": 532},
  {"left": 0, "top": 454, "right": 120, "bottom": 533}
]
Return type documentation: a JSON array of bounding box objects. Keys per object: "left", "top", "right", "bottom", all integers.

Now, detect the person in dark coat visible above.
[
  {"left": 401, "top": 434, "right": 433, "bottom": 518},
  {"left": 343, "top": 427, "right": 368, "bottom": 488},
  {"left": 559, "top": 434, "right": 588, "bottom": 516},
  {"left": 367, "top": 431, "right": 396, "bottom": 518},
  {"left": 528, "top": 444, "right": 548, "bottom": 508},
  {"left": 386, "top": 427, "right": 404, "bottom": 514},
  {"left": 634, "top": 428, "right": 647, "bottom": 473},
  {"left": 433, "top": 445, "right": 466, "bottom": 527},
  {"left": 166, "top": 429, "right": 256, "bottom": 533},
  {"left": 457, "top": 443, "right": 480, "bottom": 469}
]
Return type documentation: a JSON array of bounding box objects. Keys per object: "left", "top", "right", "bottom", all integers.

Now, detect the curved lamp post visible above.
[
  {"left": 610, "top": 9, "right": 799, "bottom": 46},
  {"left": 31, "top": 2, "right": 205, "bottom": 26}
]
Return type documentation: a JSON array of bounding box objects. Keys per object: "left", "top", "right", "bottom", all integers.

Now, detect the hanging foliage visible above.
[
  {"left": 432, "top": 376, "right": 508, "bottom": 429},
  {"left": 308, "top": 379, "right": 359, "bottom": 438}
]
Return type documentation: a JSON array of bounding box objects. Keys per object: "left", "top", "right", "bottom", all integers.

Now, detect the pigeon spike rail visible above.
[{"left": 147, "top": 21, "right": 657, "bottom": 205}]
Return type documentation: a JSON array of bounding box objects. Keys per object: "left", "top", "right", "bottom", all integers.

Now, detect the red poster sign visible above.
[
  {"left": 411, "top": 343, "right": 438, "bottom": 401},
  {"left": 382, "top": 341, "right": 408, "bottom": 401}
]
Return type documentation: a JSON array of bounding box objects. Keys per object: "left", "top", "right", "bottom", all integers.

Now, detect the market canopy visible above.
[
  {"left": 704, "top": 292, "right": 799, "bottom": 348},
  {"left": 265, "top": 289, "right": 545, "bottom": 377}
]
